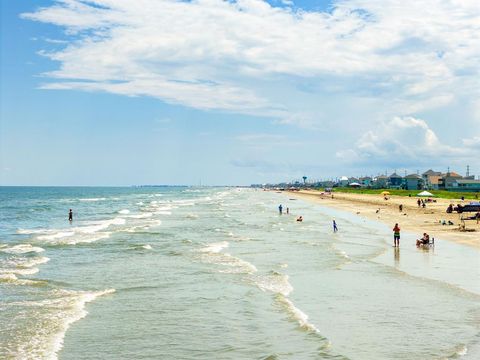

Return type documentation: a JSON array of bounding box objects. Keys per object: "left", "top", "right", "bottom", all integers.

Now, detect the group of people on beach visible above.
[
  {"left": 278, "top": 204, "right": 338, "bottom": 230},
  {"left": 392, "top": 223, "right": 433, "bottom": 248}
]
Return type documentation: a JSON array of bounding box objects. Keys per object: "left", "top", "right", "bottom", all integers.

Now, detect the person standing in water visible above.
[
  {"left": 393, "top": 223, "right": 400, "bottom": 247},
  {"left": 68, "top": 209, "right": 73, "bottom": 222},
  {"left": 286, "top": 207, "right": 289, "bottom": 215},
  {"left": 278, "top": 204, "right": 283, "bottom": 215},
  {"left": 333, "top": 219, "right": 338, "bottom": 232}
]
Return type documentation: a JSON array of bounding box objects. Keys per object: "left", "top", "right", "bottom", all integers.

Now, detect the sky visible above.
[{"left": 1, "top": 0, "right": 479, "bottom": 186}]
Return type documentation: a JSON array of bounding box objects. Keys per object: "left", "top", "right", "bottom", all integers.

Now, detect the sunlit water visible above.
[{"left": 1, "top": 187, "right": 479, "bottom": 360}]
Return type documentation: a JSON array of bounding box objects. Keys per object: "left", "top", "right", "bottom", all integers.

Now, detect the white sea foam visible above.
[
  {"left": 17, "top": 228, "right": 49, "bottom": 235},
  {"left": 154, "top": 210, "right": 172, "bottom": 215},
  {"left": 6, "top": 288, "right": 115, "bottom": 360},
  {"left": 19, "top": 217, "right": 125, "bottom": 245},
  {"left": 197, "top": 242, "right": 257, "bottom": 274},
  {"left": 186, "top": 214, "right": 199, "bottom": 219},
  {"left": 1, "top": 267, "right": 39, "bottom": 276},
  {"left": 0, "top": 273, "right": 18, "bottom": 281},
  {"left": 172, "top": 199, "right": 195, "bottom": 206},
  {"left": 142, "top": 244, "right": 152, "bottom": 250},
  {"left": 8, "top": 256, "right": 50, "bottom": 268},
  {"left": 128, "top": 212, "right": 153, "bottom": 219},
  {"left": 0, "top": 273, "right": 44, "bottom": 286},
  {"left": 78, "top": 197, "right": 107, "bottom": 202},
  {"left": 278, "top": 296, "right": 320, "bottom": 333},
  {"left": 1, "top": 244, "right": 45, "bottom": 254},
  {"left": 0, "top": 256, "right": 50, "bottom": 280},
  {"left": 118, "top": 209, "right": 130, "bottom": 214},
  {"left": 254, "top": 272, "right": 293, "bottom": 297},
  {"left": 199, "top": 241, "right": 229, "bottom": 253},
  {"left": 37, "top": 231, "right": 75, "bottom": 241}
]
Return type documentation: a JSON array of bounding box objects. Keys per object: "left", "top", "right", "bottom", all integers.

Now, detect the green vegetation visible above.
[{"left": 315, "top": 187, "right": 480, "bottom": 200}]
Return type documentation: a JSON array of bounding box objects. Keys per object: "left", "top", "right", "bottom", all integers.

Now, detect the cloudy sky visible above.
[{"left": 1, "top": 0, "right": 479, "bottom": 185}]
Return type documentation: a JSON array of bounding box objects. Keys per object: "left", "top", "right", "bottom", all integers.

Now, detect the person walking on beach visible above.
[
  {"left": 68, "top": 209, "right": 73, "bottom": 222},
  {"left": 286, "top": 207, "right": 289, "bottom": 214},
  {"left": 278, "top": 204, "right": 283, "bottom": 215},
  {"left": 333, "top": 219, "right": 338, "bottom": 232},
  {"left": 393, "top": 223, "right": 400, "bottom": 247},
  {"left": 417, "top": 199, "right": 421, "bottom": 207}
]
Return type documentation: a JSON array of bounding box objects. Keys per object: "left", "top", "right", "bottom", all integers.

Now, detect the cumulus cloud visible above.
[
  {"left": 336, "top": 116, "right": 468, "bottom": 166},
  {"left": 462, "top": 136, "right": 480, "bottom": 148},
  {"left": 22, "top": 0, "right": 480, "bottom": 119}
]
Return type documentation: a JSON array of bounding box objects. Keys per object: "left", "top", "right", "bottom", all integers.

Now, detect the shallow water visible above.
[{"left": 1, "top": 187, "right": 479, "bottom": 359}]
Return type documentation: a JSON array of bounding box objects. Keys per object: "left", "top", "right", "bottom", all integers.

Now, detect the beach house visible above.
[
  {"left": 404, "top": 173, "right": 423, "bottom": 190},
  {"left": 388, "top": 172, "right": 403, "bottom": 189},
  {"left": 359, "top": 176, "right": 373, "bottom": 187},
  {"left": 439, "top": 171, "right": 463, "bottom": 189},
  {"left": 445, "top": 178, "right": 480, "bottom": 192},
  {"left": 373, "top": 175, "right": 388, "bottom": 188},
  {"left": 422, "top": 169, "right": 442, "bottom": 190},
  {"left": 338, "top": 176, "right": 349, "bottom": 187}
]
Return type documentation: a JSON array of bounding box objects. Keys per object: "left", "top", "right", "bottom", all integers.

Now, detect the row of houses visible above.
[{"left": 334, "top": 169, "right": 480, "bottom": 191}]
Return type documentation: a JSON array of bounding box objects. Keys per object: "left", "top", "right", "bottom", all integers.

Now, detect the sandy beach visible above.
[{"left": 288, "top": 190, "right": 480, "bottom": 249}]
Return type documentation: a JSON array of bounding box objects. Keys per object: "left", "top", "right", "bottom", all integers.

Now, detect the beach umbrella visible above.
[
  {"left": 381, "top": 191, "right": 390, "bottom": 195},
  {"left": 349, "top": 182, "right": 361, "bottom": 187},
  {"left": 417, "top": 191, "right": 434, "bottom": 197}
]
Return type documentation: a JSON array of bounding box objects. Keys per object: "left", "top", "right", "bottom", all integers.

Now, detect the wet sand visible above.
[{"left": 288, "top": 190, "right": 480, "bottom": 249}]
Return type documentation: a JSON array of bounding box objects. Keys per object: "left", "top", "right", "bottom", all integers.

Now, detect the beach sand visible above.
[{"left": 288, "top": 190, "right": 480, "bottom": 249}]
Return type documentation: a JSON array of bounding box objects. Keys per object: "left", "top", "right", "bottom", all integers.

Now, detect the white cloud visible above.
[
  {"left": 462, "top": 136, "right": 480, "bottom": 148},
  {"left": 336, "top": 116, "right": 467, "bottom": 165},
  {"left": 22, "top": 0, "right": 480, "bottom": 120}
]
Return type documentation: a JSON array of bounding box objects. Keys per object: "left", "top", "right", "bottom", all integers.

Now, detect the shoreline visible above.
[{"left": 285, "top": 190, "right": 480, "bottom": 249}]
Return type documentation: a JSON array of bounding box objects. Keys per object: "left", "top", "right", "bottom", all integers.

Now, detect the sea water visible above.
[{"left": 0, "top": 187, "right": 479, "bottom": 360}]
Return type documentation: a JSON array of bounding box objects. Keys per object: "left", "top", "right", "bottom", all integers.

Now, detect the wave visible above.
[
  {"left": 0, "top": 267, "right": 39, "bottom": 276},
  {"left": 199, "top": 241, "right": 229, "bottom": 253},
  {"left": 128, "top": 212, "right": 153, "bottom": 219},
  {"left": 17, "top": 217, "right": 127, "bottom": 245},
  {"left": 118, "top": 209, "right": 130, "bottom": 214},
  {"left": 0, "top": 273, "right": 46, "bottom": 286},
  {"left": 253, "top": 271, "right": 293, "bottom": 297},
  {"left": 5, "top": 256, "right": 50, "bottom": 268},
  {"left": 129, "top": 244, "right": 153, "bottom": 250},
  {"left": 196, "top": 242, "right": 257, "bottom": 274},
  {"left": 1, "top": 244, "right": 45, "bottom": 254},
  {"left": 78, "top": 197, "right": 107, "bottom": 202},
  {"left": 5, "top": 288, "right": 115, "bottom": 360},
  {"left": 277, "top": 296, "right": 320, "bottom": 333}
]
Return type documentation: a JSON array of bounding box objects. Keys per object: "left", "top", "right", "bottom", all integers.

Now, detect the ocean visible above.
[{"left": 0, "top": 186, "right": 479, "bottom": 360}]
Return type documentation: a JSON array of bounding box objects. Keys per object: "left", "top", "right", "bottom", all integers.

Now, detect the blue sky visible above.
[{"left": 1, "top": 0, "right": 479, "bottom": 185}]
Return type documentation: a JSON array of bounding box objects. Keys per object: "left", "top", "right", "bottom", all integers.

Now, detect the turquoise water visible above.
[{"left": 1, "top": 187, "right": 479, "bottom": 359}]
